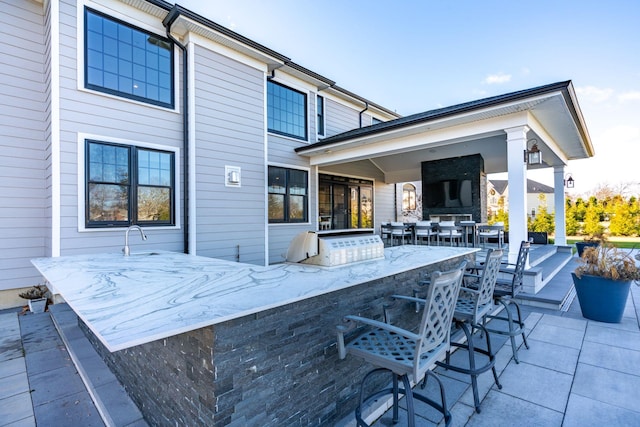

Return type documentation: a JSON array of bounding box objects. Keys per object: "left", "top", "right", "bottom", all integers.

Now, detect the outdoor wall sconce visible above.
[
  {"left": 564, "top": 173, "right": 575, "bottom": 188},
  {"left": 525, "top": 139, "right": 543, "bottom": 165}
]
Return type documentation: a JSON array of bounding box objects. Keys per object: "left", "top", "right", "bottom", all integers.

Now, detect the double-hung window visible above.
[
  {"left": 268, "top": 166, "right": 308, "bottom": 223},
  {"left": 86, "top": 140, "right": 175, "bottom": 227},
  {"left": 84, "top": 8, "right": 174, "bottom": 108},
  {"left": 267, "top": 80, "right": 307, "bottom": 140}
]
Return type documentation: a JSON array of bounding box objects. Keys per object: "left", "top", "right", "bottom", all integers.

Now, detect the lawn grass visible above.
[{"left": 566, "top": 237, "right": 640, "bottom": 249}]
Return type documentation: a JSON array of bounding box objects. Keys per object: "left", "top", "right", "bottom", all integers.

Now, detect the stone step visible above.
[
  {"left": 48, "top": 304, "right": 148, "bottom": 427},
  {"left": 519, "top": 247, "right": 576, "bottom": 311}
]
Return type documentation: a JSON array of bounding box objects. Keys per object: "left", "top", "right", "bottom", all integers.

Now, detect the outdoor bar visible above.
[{"left": 32, "top": 245, "right": 476, "bottom": 426}]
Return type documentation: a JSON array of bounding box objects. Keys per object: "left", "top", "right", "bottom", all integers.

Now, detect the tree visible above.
[
  {"left": 582, "top": 204, "right": 604, "bottom": 237},
  {"left": 565, "top": 199, "right": 580, "bottom": 235},
  {"left": 609, "top": 198, "right": 635, "bottom": 236},
  {"left": 530, "top": 206, "right": 555, "bottom": 234}
]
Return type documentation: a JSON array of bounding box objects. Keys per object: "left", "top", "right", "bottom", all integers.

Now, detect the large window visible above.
[
  {"left": 268, "top": 166, "right": 308, "bottom": 223},
  {"left": 317, "top": 95, "right": 325, "bottom": 136},
  {"left": 85, "top": 8, "right": 174, "bottom": 108},
  {"left": 267, "top": 80, "right": 307, "bottom": 140},
  {"left": 86, "top": 140, "right": 175, "bottom": 227}
]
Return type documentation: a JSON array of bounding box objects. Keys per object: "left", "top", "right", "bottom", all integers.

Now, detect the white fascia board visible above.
[
  {"left": 308, "top": 112, "right": 529, "bottom": 166},
  {"left": 171, "top": 15, "right": 285, "bottom": 70}
]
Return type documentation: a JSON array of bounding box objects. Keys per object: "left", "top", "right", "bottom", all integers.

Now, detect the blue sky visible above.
[{"left": 180, "top": 0, "right": 640, "bottom": 195}]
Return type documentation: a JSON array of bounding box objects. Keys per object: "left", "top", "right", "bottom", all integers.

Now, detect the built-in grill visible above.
[{"left": 286, "top": 231, "right": 384, "bottom": 267}]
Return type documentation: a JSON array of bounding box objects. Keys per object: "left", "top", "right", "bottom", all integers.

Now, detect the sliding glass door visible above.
[{"left": 318, "top": 174, "right": 373, "bottom": 230}]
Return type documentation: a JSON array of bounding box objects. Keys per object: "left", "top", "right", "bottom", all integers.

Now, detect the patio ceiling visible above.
[{"left": 297, "top": 81, "right": 594, "bottom": 183}]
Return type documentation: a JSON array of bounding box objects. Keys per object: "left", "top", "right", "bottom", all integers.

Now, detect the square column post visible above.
[
  {"left": 553, "top": 166, "right": 567, "bottom": 246},
  {"left": 505, "top": 126, "right": 529, "bottom": 264}
]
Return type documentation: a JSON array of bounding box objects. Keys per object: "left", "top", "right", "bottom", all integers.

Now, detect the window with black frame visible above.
[
  {"left": 268, "top": 166, "right": 308, "bottom": 223},
  {"left": 86, "top": 140, "right": 174, "bottom": 227},
  {"left": 267, "top": 80, "right": 307, "bottom": 140},
  {"left": 84, "top": 8, "right": 174, "bottom": 108},
  {"left": 317, "top": 95, "right": 325, "bottom": 136}
]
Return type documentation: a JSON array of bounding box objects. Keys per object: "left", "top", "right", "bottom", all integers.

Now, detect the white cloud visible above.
[
  {"left": 575, "top": 85, "right": 613, "bottom": 103},
  {"left": 618, "top": 91, "right": 640, "bottom": 102},
  {"left": 484, "top": 73, "right": 511, "bottom": 84}
]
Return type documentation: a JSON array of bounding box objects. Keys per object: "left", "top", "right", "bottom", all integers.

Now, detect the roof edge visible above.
[{"left": 296, "top": 80, "right": 575, "bottom": 153}]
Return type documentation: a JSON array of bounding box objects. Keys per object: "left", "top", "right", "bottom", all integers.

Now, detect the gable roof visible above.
[{"left": 297, "top": 80, "right": 585, "bottom": 151}]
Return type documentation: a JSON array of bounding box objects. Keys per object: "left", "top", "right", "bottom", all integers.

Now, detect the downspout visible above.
[
  {"left": 358, "top": 102, "right": 369, "bottom": 128},
  {"left": 163, "top": 7, "right": 189, "bottom": 254}
]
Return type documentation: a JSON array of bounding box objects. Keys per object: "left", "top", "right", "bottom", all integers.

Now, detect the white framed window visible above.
[
  {"left": 84, "top": 7, "right": 174, "bottom": 108},
  {"left": 78, "top": 134, "right": 180, "bottom": 231}
]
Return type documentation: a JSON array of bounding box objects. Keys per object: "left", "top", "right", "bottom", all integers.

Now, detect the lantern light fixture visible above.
[
  {"left": 564, "top": 173, "right": 575, "bottom": 188},
  {"left": 525, "top": 139, "right": 543, "bottom": 165}
]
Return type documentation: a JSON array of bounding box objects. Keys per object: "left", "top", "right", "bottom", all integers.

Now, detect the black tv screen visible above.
[{"left": 425, "top": 179, "right": 472, "bottom": 208}]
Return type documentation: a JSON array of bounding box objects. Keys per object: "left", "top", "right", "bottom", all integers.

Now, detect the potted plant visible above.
[
  {"left": 575, "top": 231, "right": 605, "bottom": 258},
  {"left": 571, "top": 245, "right": 640, "bottom": 323},
  {"left": 19, "top": 284, "right": 49, "bottom": 313}
]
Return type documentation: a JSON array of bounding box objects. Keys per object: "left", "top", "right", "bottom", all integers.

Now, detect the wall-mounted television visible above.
[{"left": 424, "top": 179, "right": 472, "bottom": 208}]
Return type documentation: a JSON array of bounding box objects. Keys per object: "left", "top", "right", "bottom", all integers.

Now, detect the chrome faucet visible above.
[{"left": 123, "top": 225, "right": 147, "bottom": 256}]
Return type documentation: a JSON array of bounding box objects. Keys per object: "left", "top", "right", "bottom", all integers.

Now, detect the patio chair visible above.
[
  {"left": 336, "top": 261, "right": 467, "bottom": 427},
  {"left": 435, "top": 249, "right": 504, "bottom": 413},
  {"left": 414, "top": 221, "right": 437, "bottom": 245},
  {"left": 477, "top": 222, "right": 504, "bottom": 248},
  {"left": 437, "top": 221, "right": 463, "bottom": 246},
  {"left": 483, "top": 240, "right": 531, "bottom": 363},
  {"left": 380, "top": 222, "right": 392, "bottom": 245},
  {"left": 390, "top": 221, "right": 412, "bottom": 245}
]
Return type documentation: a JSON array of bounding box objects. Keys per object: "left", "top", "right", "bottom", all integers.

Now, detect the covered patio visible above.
[{"left": 297, "top": 81, "right": 594, "bottom": 265}]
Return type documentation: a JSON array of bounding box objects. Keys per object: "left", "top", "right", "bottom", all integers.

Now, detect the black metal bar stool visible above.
[{"left": 336, "top": 262, "right": 467, "bottom": 427}]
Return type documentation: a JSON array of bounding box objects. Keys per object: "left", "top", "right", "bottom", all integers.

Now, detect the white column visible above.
[
  {"left": 553, "top": 166, "right": 567, "bottom": 245},
  {"left": 505, "top": 126, "right": 529, "bottom": 264}
]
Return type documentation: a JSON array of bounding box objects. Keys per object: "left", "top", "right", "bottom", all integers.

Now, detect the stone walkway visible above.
[{"left": 2, "top": 260, "right": 640, "bottom": 426}]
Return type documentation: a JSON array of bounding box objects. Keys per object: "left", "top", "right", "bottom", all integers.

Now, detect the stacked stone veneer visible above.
[
  {"left": 82, "top": 254, "right": 471, "bottom": 426},
  {"left": 422, "top": 154, "right": 487, "bottom": 223}
]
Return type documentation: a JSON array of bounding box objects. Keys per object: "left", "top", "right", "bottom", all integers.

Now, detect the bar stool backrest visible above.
[{"left": 413, "top": 261, "right": 466, "bottom": 377}]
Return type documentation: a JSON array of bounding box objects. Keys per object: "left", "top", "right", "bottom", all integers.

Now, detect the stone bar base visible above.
[{"left": 82, "top": 254, "right": 471, "bottom": 426}]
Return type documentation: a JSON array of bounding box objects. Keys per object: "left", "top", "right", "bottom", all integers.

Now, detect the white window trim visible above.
[
  {"left": 267, "top": 162, "right": 311, "bottom": 226},
  {"left": 76, "top": 0, "right": 180, "bottom": 113},
  {"left": 77, "top": 133, "right": 181, "bottom": 232},
  {"left": 316, "top": 93, "right": 325, "bottom": 139},
  {"left": 267, "top": 77, "right": 311, "bottom": 143}
]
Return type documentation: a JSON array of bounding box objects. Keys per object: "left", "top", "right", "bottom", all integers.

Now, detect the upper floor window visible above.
[
  {"left": 267, "top": 80, "right": 307, "bottom": 140},
  {"left": 86, "top": 140, "right": 175, "bottom": 227},
  {"left": 85, "top": 8, "right": 174, "bottom": 108},
  {"left": 268, "top": 166, "right": 308, "bottom": 223},
  {"left": 317, "top": 95, "right": 325, "bottom": 136},
  {"left": 402, "top": 183, "right": 417, "bottom": 210}
]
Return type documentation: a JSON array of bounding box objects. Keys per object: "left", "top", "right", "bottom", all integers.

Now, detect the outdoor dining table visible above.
[{"left": 458, "top": 221, "right": 478, "bottom": 247}]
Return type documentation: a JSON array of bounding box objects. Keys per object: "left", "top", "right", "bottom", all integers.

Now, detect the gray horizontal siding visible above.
[
  {"left": 325, "top": 97, "right": 360, "bottom": 137},
  {"left": 193, "top": 44, "right": 266, "bottom": 265},
  {"left": 0, "top": 0, "right": 47, "bottom": 291},
  {"left": 56, "top": 0, "right": 185, "bottom": 255}
]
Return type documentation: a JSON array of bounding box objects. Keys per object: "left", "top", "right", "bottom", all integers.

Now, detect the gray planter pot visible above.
[{"left": 28, "top": 298, "right": 47, "bottom": 313}]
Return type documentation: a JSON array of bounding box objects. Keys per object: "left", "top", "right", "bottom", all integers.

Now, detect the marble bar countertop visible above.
[{"left": 32, "top": 245, "right": 477, "bottom": 352}]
